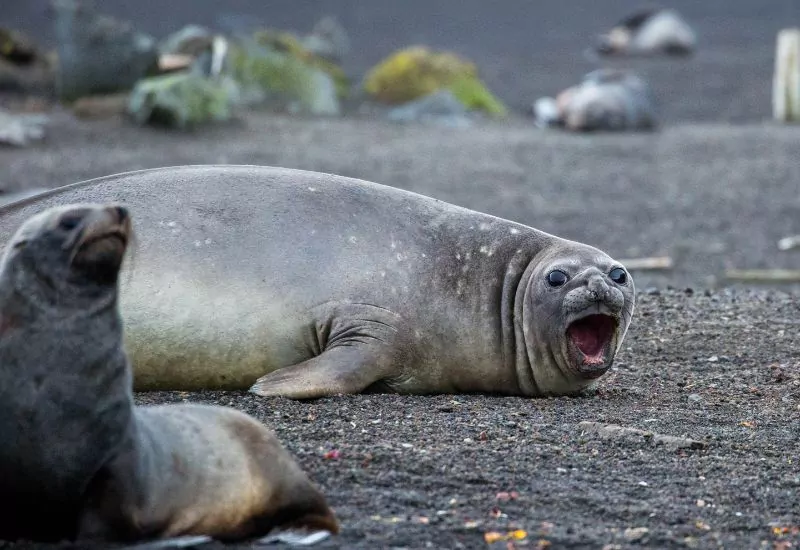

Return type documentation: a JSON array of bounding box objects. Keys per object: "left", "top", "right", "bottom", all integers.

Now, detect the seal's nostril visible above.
[{"left": 114, "top": 206, "right": 128, "bottom": 222}]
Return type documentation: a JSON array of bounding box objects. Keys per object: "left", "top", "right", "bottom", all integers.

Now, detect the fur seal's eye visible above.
[
  {"left": 546, "top": 270, "right": 569, "bottom": 287},
  {"left": 609, "top": 267, "right": 628, "bottom": 285},
  {"left": 58, "top": 215, "right": 82, "bottom": 231}
]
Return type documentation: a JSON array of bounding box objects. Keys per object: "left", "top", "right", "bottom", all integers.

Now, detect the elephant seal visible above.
[
  {"left": 0, "top": 165, "right": 636, "bottom": 399},
  {"left": 0, "top": 203, "right": 338, "bottom": 543}
]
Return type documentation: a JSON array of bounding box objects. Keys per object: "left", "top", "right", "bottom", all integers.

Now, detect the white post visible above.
[{"left": 773, "top": 28, "right": 800, "bottom": 122}]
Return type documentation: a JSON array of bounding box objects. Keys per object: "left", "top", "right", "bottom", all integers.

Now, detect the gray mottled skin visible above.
[
  {"left": 0, "top": 204, "right": 338, "bottom": 543},
  {"left": 0, "top": 165, "right": 636, "bottom": 399}
]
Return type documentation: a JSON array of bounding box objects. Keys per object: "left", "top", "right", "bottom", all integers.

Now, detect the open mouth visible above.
[{"left": 566, "top": 314, "right": 617, "bottom": 377}]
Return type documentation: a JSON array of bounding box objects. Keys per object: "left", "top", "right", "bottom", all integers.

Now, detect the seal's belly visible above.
[{"left": 120, "top": 274, "right": 314, "bottom": 391}]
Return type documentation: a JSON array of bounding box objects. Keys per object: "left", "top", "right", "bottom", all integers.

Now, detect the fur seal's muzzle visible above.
[{"left": 70, "top": 205, "right": 131, "bottom": 285}]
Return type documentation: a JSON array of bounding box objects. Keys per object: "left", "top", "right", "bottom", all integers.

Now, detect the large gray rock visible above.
[
  {"left": 387, "top": 89, "right": 472, "bottom": 128},
  {"left": 52, "top": 0, "right": 158, "bottom": 101}
]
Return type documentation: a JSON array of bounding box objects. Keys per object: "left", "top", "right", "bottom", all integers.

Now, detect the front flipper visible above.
[{"left": 249, "top": 302, "right": 411, "bottom": 400}]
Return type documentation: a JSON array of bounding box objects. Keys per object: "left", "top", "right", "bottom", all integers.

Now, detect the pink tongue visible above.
[{"left": 568, "top": 315, "right": 614, "bottom": 365}]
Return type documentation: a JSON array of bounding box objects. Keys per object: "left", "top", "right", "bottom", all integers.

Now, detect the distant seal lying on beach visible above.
[
  {"left": 0, "top": 203, "right": 338, "bottom": 543},
  {"left": 0, "top": 165, "right": 636, "bottom": 399},
  {"left": 594, "top": 8, "right": 697, "bottom": 57},
  {"left": 533, "top": 69, "right": 657, "bottom": 132}
]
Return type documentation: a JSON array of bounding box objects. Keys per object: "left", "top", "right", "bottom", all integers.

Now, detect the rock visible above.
[
  {"left": 71, "top": 93, "right": 130, "bottom": 119},
  {"left": 248, "top": 28, "right": 349, "bottom": 98},
  {"left": 227, "top": 39, "right": 341, "bottom": 116},
  {"left": 577, "top": 421, "right": 707, "bottom": 451},
  {"left": 0, "top": 27, "right": 38, "bottom": 65},
  {"left": 0, "top": 110, "right": 48, "bottom": 147},
  {"left": 127, "top": 72, "right": 240, "bottom": 129},
  {"left": 533, "top": 69, "right": 656, "bottom": 132},
  {"left": 52, "top": 0, "right": 159, "bottom": 101},
  {"left": 301, "top": 16, "right": 350, "bottom": 64},
  {"left": 595, "top": 8, "right": 697, "bottom": 57},
  {"left": 387, "top": 90, "right": 472, "bottom": 128},
  {"left": 624, "top": 527, "right": 650, "bottom": 542},
  {"left": 363, "top": 46, "right": 506, "bottom": 116},
  {"left": 0, "top": 28, "right": 54, "bottom": 94},
  {"left": 159, "top": 25, "right": 215, "bottom": 57}
]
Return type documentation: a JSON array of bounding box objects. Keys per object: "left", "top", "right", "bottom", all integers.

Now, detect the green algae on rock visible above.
[
  {"left": 226, "top": 38, "right": 341, "bottom": 116},
  {"left": 127, "top": 72, "right": 240, "bottom": 129},
  {"left": 363, "top": 46, "right": 507, "bottom": 117}
]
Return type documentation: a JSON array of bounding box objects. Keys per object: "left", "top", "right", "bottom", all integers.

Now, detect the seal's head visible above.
[
  {"left": 2, "top": 203, "right": 132, "bottom": 310},
  {"left": 523, "top": 242, "right": 635, "bottom": 394}
]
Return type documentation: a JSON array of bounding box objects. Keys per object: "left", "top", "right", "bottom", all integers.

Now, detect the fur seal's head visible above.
[
  {"left": 523, "top": 242, "right": 635, "bottom": 394},
  {"left": 2, "top": 203, "right": 131, "bottom": 310}
]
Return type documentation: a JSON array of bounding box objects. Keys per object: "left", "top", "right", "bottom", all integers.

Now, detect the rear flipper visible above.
[{"left": 250, "top": 302, "right": 410, "bottom": 400}]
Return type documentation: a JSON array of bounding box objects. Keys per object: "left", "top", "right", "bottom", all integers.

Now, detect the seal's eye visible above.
[
  {"left": 58, "top": 214, "right": 83, "bottom": 231},
  {"left": 609, "top": 267, "right": 628, "bottom": 285},
  {"left": 546, "top": 270, "right": 569, "bottom": 287}
]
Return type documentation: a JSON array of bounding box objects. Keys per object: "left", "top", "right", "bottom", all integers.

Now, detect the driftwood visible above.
[
  {"left": 773, "top": 28, "right": 800, "bottom": 122},
  {"left": 618, "top": 256, "right": 674, "bottom": 271},
  {"left": 725, "top": 269, "right": 800, "bottom": 283}
]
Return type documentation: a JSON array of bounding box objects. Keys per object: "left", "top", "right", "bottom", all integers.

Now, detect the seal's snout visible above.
[
  {"left": 113, "top": 205, "right": 129, "bottom": 224},
  {"left": 68, "top": 204, "right": 132, "bottom": 284}
]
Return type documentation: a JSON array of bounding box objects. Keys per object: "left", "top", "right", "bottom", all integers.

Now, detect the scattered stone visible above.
[
  {"left": 687, "top": 393, "right": 702, "bottom": 403},
  {"left": 71, "top": 93, "right": 130, "bottom": 119},
  {"left": 127, "top": 72, "right": 240, "bottom": 129},
  {"left": 258, "top": 529, "right": 332, "bottom": 546},
  {"left": 533, "top": 69, "right": 657, "bottom": 132},
  {"left": 0, "top": 109, "right": 48, "bottom": 146},
  {"left": 623, "top": 527, "right": 650, "bottom": 542},
  {"left": 52, "top": 0, "right": 158, "bottom": 101},
  {"left": 301, "top": 16, "right": 350, "bottom": 64},
  {"left": 387, "top": 89, "right": 472, "bottom": 127},
  {"left": 577, "top": 421, "right": 708, "bottom": 451},
  {"left": 594, "top": 8, "right": 697, "bottom": 57},
  {"left": 363, "top": 46, "right": 507, "bottom": 116}
]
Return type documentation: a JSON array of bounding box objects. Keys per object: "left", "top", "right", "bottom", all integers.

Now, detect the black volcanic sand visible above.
[{"left": 1, "top": 290, "right": 797, "bottom": 549}]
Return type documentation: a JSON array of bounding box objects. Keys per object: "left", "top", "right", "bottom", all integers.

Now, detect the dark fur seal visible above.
[
  {"left": 595, "top": 8, "right": 697, "bottom": 57},
  {"left": 0, "top": 203, "right": 338, "bottom": 543},
  {"left": 0, "top": 166, "right": 636, "bottom": 399}
]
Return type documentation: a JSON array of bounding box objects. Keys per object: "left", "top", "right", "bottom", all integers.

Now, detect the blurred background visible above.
[{"left": 1, "top": 1, "right": 799, "bottom": 291}]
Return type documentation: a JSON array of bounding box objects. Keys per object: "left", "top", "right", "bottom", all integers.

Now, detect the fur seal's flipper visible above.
[{"left": 251, "top": 302, "right": 407, "bottom": 399}]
